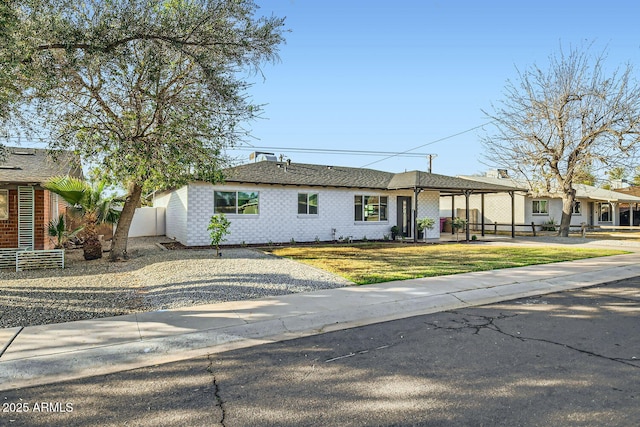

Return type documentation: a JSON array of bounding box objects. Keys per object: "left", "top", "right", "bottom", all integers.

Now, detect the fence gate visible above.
[{"left": 18, "top": 186, "right": 34, "bottom": 250}]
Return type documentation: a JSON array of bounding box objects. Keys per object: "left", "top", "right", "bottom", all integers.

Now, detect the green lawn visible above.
[{"left": 268, "top": 243, "right": 628, "bottom": 285}]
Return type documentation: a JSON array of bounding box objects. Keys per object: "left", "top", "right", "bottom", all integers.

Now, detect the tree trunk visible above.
[
  {"left": 82, "top": 213, "right": 101, "bottom": 260},
  {"left": 109, "top": 183, "right": 143, "bottom": 262},
  {"left": 83, "top": 235, "right": 103, "bottom": 260},
  {"left": 558, "top": 190, "right": 576, "bottom": 237}
]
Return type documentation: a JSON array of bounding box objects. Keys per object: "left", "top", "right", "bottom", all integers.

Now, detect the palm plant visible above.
[
  {"left": 47, "top": 214, "right": 84, "bottom": 249},
  {"left": 44, "top": 176, "right": 122, "bottom": 260}
]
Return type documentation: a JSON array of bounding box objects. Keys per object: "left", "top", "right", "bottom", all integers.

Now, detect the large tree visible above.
[
  {"left": 11, "top": 0, "right": 285, "bottom": 260},
  {"left": 0, "top": 0, "right": 23, "bottom": 160},
  {"left": 483, "top": 45, "right": 640, "bottom": 236}
]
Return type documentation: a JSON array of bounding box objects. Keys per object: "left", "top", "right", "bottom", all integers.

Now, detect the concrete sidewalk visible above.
[{"left": 2, "top": 250, "right": 640, "bottom": 391}]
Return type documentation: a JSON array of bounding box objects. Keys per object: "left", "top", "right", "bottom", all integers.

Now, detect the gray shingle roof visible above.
[
  {"left": 0, "top": 147, "right": 83, "bottom": 184},
  {"left": 388, "top": 171, "right": 525, "bottom": 193},
  {"left": 458, "top": 175, "right": 640, "bottom": 203},
  {"left": 224, "top": 161, "right": 393, "bottom": 189},
  {"left": 222, "top": 161, "right": 524, "bottom": 193}
]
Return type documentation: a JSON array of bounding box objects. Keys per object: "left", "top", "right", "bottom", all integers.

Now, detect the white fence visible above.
[
  {"left": 125, "top": 207, "right": 166, "bottom": 238},
  {"left": 0, "top": 248, "right": 65, "bottom": 272},
  {"left": 0, "top": 248, "right": 26, "bottom": 269}
]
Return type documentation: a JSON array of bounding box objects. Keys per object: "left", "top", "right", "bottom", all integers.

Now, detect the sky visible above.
[{"left": 230, "top": 0, "right": 640, "bottom": 176}]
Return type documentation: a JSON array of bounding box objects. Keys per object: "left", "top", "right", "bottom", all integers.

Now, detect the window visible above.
[
  {"left": 572, "top": 201, "right": 581, "bottom": 215},
  {"left": 354, "top": 195, "right": 388, "bottom": 221},
  {"left": 214, "top": 191, "right": 259, "bottom": 214},
  {"left": 599, "top": 202, "right": 612, "bottom": 222},
  {"left": 49, "top": 192, "right": 59, "bottom": 220},
  {"left": 532, "top": 199, "right": 548, "bottom": 215},
  {"left": 298, "top": 193, "right": 318, "bottom": 215},
  {"left": 0, "top": 189, "right": 7, "bottom": 220}
]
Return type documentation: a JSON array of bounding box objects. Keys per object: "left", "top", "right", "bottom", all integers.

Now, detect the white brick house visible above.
[{"left": 153, "top": 160, "right": 519, "bottom": 246}]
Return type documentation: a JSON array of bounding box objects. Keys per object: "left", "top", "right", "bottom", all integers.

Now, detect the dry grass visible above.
[{"left": 268, "top": 243, "right": 627, "bottom": 285}]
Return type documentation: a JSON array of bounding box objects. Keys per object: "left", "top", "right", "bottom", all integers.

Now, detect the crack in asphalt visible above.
[
  {"left": 425, "top": 311, "right": 640, "bottom": 369},
  {"left": 207, "top": 354, "right": 227, "bottom": 427},
  {"left": 324, "top": 344, "right": 391, "bottom": 363},
  {"left": 424, "top": 311, "right": 518, "bottom": 335},
  {"left": 590, "top": 293, "right": 640, "bottom": 304}
]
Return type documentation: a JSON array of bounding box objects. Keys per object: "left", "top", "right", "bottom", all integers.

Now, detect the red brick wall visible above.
[
  {"left": 38, "top": 189, "right": 49, "bottom": 250},
  {"left": 0, "top": 188, "right": 48, "bottom": 249},
  {"left": 0, "top": 189, "right": 18, "bottom": 248}
]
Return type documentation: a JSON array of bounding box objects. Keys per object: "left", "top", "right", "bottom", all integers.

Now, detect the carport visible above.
[{"left": 385, "top": 171, "right": 528, "bottom": 242}]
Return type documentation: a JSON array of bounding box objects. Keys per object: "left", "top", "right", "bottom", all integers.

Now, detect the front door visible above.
[{"left": 397, "top": 196, "right": 412, "bottom": 238}]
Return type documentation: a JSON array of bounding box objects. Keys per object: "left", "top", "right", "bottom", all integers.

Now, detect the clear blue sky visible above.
[{"left": 233, "top": 0, "right": 640, "bottom": 175}]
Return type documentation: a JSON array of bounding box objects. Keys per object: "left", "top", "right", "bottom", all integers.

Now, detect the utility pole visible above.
[{"left": 427, "top": 154, "right": 437, "bottom": 173}]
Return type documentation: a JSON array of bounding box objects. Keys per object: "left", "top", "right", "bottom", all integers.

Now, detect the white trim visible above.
[
  {"left": 17, "top": 186, "right": 34, "bottom": 250},
  {"left": 0, "top": 189, "right": 8, "bottom": 220}
]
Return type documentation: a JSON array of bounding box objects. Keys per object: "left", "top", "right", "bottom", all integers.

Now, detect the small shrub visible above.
[
  {"left": 207, "top": 214, "right": 231, "bottom": 256},
  {"left": 451, "top": 217, "right": 467, "bottom": 242},
  {"left": 417, "top": 217, "right": 436, "bottom": 242},
  {"left": 47, "top": 214, "right": 83, "bottom": 249},
  {"left": 541, "top": 218, "right": 557, "bottom": 232}
]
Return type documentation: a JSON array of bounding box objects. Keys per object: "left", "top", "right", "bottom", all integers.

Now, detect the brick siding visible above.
[{"left": 0, "top": 189, "right": 18, "bottom": 248}]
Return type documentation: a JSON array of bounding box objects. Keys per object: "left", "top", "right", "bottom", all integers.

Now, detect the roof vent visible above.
[
  {"left": 11, "top": 149, "right": 36, "bottom": 156},
  {"left": 249, "top": 151, "right": 277, "bottom": 162},
  {"left": 487, "top": 169, "right": 509, "bottom": 179}
]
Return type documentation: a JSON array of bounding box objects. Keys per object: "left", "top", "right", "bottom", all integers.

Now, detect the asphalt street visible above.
[{"left": 2, "top": 277, "right": 639, "bottom": 427}]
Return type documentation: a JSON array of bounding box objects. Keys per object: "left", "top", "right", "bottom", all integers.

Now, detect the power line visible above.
[
  {"left": 360, "top": 121, "right": 494, "bottom": 168},
  {"left": 233, "top": 145, "right": 435, "bottom": 158}
]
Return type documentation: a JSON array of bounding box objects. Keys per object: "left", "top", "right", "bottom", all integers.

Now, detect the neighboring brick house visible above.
[
  {"left": 0, "top": 147, "right": 82, "bottom": 250},
  {"left": 448, "top": 172, "right": 640, "bottom": 230},
  {"left": 153, "top": 158, "right": 518, "bottom": 246}
]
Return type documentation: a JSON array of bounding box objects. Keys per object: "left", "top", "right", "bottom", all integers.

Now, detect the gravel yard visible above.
[{"left": 0, "top": 237, "right": 351, "bottom": 329}]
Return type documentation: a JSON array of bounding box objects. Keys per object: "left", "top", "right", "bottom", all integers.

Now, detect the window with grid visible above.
[{"left": 298, "top": 193, "right": 318, "bottom": 215}]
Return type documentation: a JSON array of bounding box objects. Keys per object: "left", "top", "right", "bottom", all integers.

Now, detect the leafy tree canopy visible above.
[{"left": 6, "top": 0, "right": 286, "bottom": 259}]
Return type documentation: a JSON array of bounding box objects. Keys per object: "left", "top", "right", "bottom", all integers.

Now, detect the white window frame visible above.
[
  {"left": 598, "top": 202, "right": 612, "bottom": 222},
  {"left": 49, "top": 192, "right": 59, "bottom": 220},
  {"left": 532, "top": 199, "right": 549, "bottom": 215},
  {"left": 572, "top": 201, "right": 582, "bottom": 215},
  {"left": 0, "top": 189, "right": 8, "bottom": 220},
  {"left": 298, "top": 193, "right": 318, "bottom": 215}
]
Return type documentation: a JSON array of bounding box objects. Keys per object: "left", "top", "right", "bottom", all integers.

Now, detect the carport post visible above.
[
  {"left": 413, "top": 187, "right": 419, "bottom": 243},
  {"left": 464, "top": 190, "right": 471, "bottom": 242},
  {"left": 451, "top": 195, "right": 455, "bottom": 235},
  {"left": 481, "top": 193, "right": 485, "bottom": 237},
  {"left": 510, "top": 191, "right": 515, "bottom": 238}
]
